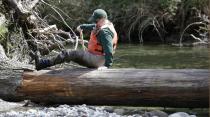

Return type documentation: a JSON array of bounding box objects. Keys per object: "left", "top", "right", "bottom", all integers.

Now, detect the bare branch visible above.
[{"left": 179, "top": 22, "right": 205, "bottom": 46}]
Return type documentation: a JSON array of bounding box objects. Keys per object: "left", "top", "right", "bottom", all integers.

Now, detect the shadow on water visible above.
[{"left": 113, "top": 44, "right": 209, "bottom": 69}]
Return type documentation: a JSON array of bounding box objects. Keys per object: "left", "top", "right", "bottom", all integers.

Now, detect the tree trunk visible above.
[{"left": 0, "top": 68, "right": 208, "bottom": 108}]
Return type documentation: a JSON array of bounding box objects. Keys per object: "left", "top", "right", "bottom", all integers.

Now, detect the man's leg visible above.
[
  {"left": 34, "top": 50, "right": 82, "bottom": 70},
  {"left": 34, "top": 50, "right": 105, "bottom": 70},
  {"left": 77, "top": 51, "right": 105, "bottom": 68}
]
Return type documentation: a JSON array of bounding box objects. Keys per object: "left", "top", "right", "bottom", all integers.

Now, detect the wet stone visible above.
[
  {"left": 169, "top": 112, "right": 196, "bottom": 117},
  {"left": 114, "top": 109, "right": 125, "bottom": 115}
]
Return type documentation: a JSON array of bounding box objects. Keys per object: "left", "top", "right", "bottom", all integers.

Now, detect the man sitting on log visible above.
[{"left": 31, "top": 9, "right": 118, "bottom": 70}]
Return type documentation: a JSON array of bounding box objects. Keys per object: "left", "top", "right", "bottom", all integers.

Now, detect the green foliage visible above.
[
  {"left": 0, "top": 21, "right": 8, "bottom": 44},
  {"left": 0, "top": 25, "right": 7, "bottom": 37},
  {"left": 184, "top": 0, "right": 209, "bottom": 10},
  {"left": 0, "top": 23, "right": 8, "bottom": 54},
  {"left": 36, "top": 0, "right": 210, "bottom": 42},
  {"left": 160, "top": 0, "right": 181, "bottom": 15}
]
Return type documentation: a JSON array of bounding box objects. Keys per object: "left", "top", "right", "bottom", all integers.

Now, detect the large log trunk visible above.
[{"left": 0, "top": 69, "right": 209, "bottom": 108}]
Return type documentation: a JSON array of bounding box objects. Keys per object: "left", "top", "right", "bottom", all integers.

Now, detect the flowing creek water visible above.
[
  {"left": 113, "top": 44, "right": 209, "bottom": 69},
  {"left": 0, "top": 44, "right": 209, "bottom": 117}
]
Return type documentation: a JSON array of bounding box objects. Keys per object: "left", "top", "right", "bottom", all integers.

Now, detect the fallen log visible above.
[{"left": 0, "top": 69, "right": 209, "bottom": 108}]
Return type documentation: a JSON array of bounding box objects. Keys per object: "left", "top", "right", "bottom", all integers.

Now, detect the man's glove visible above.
[
  {"left": 76, "top": 25, "right": 83, "bottom": 32},
  {"left": 97, "top": 66, "right": 108, "bottom": 70}
]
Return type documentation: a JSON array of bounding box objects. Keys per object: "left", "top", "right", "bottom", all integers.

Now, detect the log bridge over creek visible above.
[{"left": 0, "top": 68, "right": 209, "bottom": 108}]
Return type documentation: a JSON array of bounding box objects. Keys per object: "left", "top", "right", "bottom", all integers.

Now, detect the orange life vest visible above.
[{"left": 88, "top": 21, "right": 118, "bottom": 55}]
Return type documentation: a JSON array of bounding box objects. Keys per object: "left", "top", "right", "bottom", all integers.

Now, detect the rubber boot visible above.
[
  {"left": 35, "top": 58, "right": 52, "bottom": 70},
  {"left": 29, "top": 51, "right": 52, "bottom": 70}
]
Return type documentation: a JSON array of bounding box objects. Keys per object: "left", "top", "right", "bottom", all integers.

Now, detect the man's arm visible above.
[
  {"left": 79, "top": 24, "right": 96, "bottom": 31},
  {"left": 97, "top": 28, "right": 114, "bottom": 68}
]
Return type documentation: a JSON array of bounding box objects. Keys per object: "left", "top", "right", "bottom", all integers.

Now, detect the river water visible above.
[
  {"left": 0, "top": 44, "right": 209, "bottom": 117},
  {"left": 113, "top": 44, "right": 209, "bottom": 69}
]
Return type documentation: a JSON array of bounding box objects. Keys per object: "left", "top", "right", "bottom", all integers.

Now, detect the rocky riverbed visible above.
[{"left": 0, "top": 99, "right": 207, "bottom": 117}]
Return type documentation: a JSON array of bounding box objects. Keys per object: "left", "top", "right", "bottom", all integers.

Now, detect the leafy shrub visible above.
[
  {"left": 0, "top": 14, "right": 7, "bottom": 44},
  {"left": 31, "top": 0, "right": 210, "bottom": 42}
]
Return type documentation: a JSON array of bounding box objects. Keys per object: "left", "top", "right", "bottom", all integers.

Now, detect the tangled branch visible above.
[
  {"left": 179, "top": 22, "right": 206, "bottom": 46},
  {"left": 1, "top": 0, "right": 87, "bottom": 64}
]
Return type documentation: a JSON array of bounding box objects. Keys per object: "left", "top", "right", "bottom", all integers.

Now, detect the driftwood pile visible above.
[{"left": 1, "top": 0, "right": 85, "bottom": 60}]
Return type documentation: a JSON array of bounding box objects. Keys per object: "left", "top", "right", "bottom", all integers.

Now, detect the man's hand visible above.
[
  {"left": 76, "top": 26, "right": 83, "bottom": 32},
  {"left": 97, "top": 66, "right": 108, "bottom": 70}
]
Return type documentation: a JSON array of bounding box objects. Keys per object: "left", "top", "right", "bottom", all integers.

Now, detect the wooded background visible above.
[{"left": 0, "top": 0, "right": 209, "bottom": 64}]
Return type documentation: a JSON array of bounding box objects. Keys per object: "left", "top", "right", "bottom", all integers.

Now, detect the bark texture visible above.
[{"left": 3, "top": 68, "right": 206, "bottom": 108}]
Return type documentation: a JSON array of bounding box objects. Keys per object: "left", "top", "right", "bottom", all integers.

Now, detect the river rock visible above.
[
  {"left": 142, "top": 110, "right": 168, "bottom": 117},
  {"left": 114, "top": 108, "right": 125, "bottom": 115},
  {"left": 103, "top": 106, "right": 114, "bottom": 113},
  {"left": 0, "top": 104, "right": 124, "bottom": 117},
  {"left": 169, "top": 112, "right": 196, "bottom": 117},
  {"left": 0, "top": 99, "right": 25, "bottom": 112}
]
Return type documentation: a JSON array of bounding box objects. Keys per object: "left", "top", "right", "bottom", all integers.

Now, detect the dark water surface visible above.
[{"left": 113, "top": 44, "right": 209, "bottom": 69}]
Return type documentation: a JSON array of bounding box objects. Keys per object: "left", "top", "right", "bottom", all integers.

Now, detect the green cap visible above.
[{"left": 89, "top": 9, "right": 107, "bottom": 23}]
